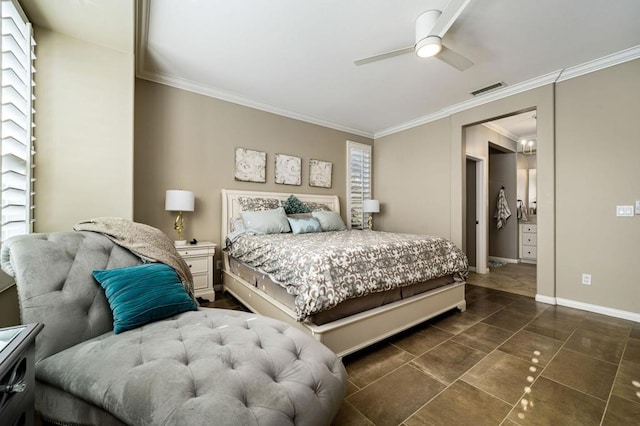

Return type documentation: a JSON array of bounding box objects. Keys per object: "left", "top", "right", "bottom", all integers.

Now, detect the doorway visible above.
[
  {"left": 463, "top": 110, "right": 537, "bottom": 298},
  {"left": 465, "top": 155, "right": 487, "bottom": 274}
]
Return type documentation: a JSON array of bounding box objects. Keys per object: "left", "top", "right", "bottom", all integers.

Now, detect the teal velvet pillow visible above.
[
  {"left": 312, "top": 211, "right": 347, "bottom": 231},
  {"left": 287, "top": 217, "right": 322, "bottom": 234},
  {"left": 93, "top": 263, "right": 197, "bottom": 334},
  {"left": 282, "top": 195, "right": 311, "bottom": 214}
]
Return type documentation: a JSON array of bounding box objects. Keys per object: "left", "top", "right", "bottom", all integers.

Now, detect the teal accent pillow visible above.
[
  {"left": 93, "top": 263, "right": 197, "bottom": 334},
  {"left": 282, "top": 195, "right": 311, "bottom": 214},
  {"left": 241, "top": 207, "right": 291, "bottom": 234},
  {"left": 287, "top": 217, "right": 322, "bottom": 234},
  {"left": 312, "top": 211, "right": 347, "bottom": 231}
]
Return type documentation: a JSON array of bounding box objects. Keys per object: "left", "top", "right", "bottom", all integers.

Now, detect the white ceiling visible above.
[
  {"left": 20, "top": 0, "right": 134, "bottom": 53},
  {"left": 485, "top": 111, "right": 538, "bottom": 142},
  {"left": 18, "top": 0, "right": 640, "bottom": 139}
]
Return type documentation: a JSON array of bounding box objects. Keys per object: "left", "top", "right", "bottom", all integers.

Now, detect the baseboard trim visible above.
[
  {"left": 488, "top": 256, "right": 519, "bottom": 264},
  {"left": 555, "top": 297, "right": 640, "bottom": 323},
  {"left": 535, "top": 294, "right": 557, "bottom": 305}
]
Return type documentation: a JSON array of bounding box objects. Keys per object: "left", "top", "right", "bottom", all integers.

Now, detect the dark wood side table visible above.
[{"left": 0, "top": 323, "right": 43, "bottom": 426}]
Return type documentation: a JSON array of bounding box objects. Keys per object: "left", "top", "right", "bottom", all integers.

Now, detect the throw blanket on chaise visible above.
[{"left": 74, "top": 217, "right": 195, "bottom": 299}]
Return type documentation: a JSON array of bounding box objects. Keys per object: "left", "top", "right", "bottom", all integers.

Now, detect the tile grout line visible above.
[
  {"left": 501, "top": 326, "right": 577, "bottom": 424},
  {"left": 467, "top": 304, "right": 582, "bottom": 424},
  {"left": 399, "top": 299, "right": 551, "bottom": 424},
  {"left": 506, "top": 316, "right": 630, "bottom": 424},
  {"left": 598, "top": 331, "right": 632, "bottom": 426},
  {"left": 343, "top": 288, "right": 554, "bottom": 425}
]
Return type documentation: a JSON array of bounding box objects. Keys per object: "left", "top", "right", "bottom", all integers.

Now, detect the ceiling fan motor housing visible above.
[{"left": 415, "top": 9, "right": 442, "bottom": 57}]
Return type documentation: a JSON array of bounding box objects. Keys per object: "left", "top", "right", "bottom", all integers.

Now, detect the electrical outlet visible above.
[
  {"left": 216, "top": 260, "right": 222, "bottom": 270},
  {"left": 581, "top": 273, "right": 592, "bottom": 286}
]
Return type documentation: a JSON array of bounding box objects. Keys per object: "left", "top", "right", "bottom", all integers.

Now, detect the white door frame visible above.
[{"left": 466, "top": 154, "right": 488, "bottom": 274}]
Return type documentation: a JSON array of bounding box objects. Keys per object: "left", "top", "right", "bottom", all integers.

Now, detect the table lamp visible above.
[
  {"left": 362, "top": 199, "right": 380, "bottom": 230},
  {"left": 165, "top": 190, "right": 195, "bottom": 246}
]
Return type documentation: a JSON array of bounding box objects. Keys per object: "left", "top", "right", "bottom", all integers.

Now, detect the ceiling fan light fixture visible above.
[
  {"left": 414, "top": 9, "right": 442, "bottom": 58},
  {"left": 415, "top": 36, "right": 442, "bottom": 58}
]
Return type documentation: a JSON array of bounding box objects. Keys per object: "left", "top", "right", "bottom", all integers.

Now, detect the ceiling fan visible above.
[{"left": 354, "top": 0, "right": 473, "bottom": 71}]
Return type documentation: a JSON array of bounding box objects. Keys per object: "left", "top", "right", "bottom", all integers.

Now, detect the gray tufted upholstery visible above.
[{"left": 1, "top": 232, "right": 347, "bottom": 425}]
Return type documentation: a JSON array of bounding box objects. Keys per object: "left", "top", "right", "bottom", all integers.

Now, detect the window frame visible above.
[{"left": 346, "top": 140, "right": 372, "bottom": 230}]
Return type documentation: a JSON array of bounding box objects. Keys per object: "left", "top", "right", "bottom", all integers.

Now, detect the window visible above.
[
  {"left": 346, "top": 141, "right": 372, "bottom": 229},
  {"left": 1, "top": 0, "right": 36, "bottom": 245}
]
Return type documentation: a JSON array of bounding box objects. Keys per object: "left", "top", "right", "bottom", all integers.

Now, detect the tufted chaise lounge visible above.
[{"left": 1, "top": 232, "right": 347, "bottom": 425}]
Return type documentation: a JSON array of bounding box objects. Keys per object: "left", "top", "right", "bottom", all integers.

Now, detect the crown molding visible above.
[
  {"left": 482, "top": 121, "right": 518, "bottom": 141},
  {"left": 136, "top": 3, "right": 639, "bottom": 142},
  {"left": 375, "top": 44, "right": 640, "bottom": 138},
  {"left": 135, "top": 0, "right": 150, "bottom": 82},
  {"left": 138, "top": 70, "right": 375, "bottom": 139},
  {"left": 375, "top": 70, "right": 560, "bottom": 138},
  {"left": 556, "top": 45, "right": 640, "bottom": 82},
  {"left": 135, "top": 0, "right": 373, "bottom": 139}
]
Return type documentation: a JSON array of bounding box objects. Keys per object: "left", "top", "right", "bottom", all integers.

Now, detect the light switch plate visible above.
[
  {"left": 617, "top": 205, "right": 634, "bottom": 217},
  {"left": 636, "top": 201, "right": 640, "bottom": 215}
]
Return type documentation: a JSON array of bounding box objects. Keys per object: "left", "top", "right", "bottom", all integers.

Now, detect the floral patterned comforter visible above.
[{"left": 225, "top": 230, "right": 468, "bottom": 321}]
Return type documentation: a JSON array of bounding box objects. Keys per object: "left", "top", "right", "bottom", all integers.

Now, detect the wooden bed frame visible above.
[{"left": 221, "top": 189, "right": 466, "bottom": 357}]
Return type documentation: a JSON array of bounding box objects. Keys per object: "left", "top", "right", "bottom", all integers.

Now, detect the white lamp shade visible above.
[
  {"left": 362, "top": 199, "right": 380, "bottom": 214},
  {"left": 165, "top": 190, "right": 195, "bottom": 212}
]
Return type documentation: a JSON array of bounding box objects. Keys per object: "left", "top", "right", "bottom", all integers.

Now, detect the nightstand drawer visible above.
[
  {"left": 522, "top": 234, "right": 537, "bottom": 246},
  {"left": 522, "top": 246, "right": 537, "bottom": 259},
  {"left": 178, "top": 248, "right": 210, "bottom": 257},
  {"left": 184, "top": 258, "right": 208, "bottom": 274}
]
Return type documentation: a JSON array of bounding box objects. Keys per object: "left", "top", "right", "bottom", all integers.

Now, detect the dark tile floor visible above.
[
  {"left": 203, "top": 285, "right": 640, "bottom": 425},
  {"left": 469, "top": 263, "right": 536, "bottom": 298}
]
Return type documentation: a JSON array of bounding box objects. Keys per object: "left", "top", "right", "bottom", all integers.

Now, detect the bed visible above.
[{"left": 221, "top": 189, "right": 467, "bottom": 357}]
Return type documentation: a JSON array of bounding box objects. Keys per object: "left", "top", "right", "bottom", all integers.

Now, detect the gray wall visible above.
[
  {"left": 373, "top": 118, "right": 452, "bottom": 236},
  {"left": 488, "top": 149, "right": 518, "bottom": 259},
  {"left": 376, "top": 59, "right": 640, "bottom": 315},
  {"left": 33, "top": 27, "right": 135, "bottom": 232},
  {"left": 133, "top": 79, "right": 373, "bottom": 280},
  {"left": 555, "top": 58, "right": 640, "bottom": 313}
]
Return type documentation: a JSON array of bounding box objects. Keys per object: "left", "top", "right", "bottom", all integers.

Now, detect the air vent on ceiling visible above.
[{"left": 470, "top": 81, "right": 506, "bottom": 97}]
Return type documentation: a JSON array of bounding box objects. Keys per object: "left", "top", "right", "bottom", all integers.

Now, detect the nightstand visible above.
[
  {"left": 0, "top": 323, "right": 43, "bottom": 426},
  {"left": 176, "top": 242, "right": 216, "bottom": 302}
]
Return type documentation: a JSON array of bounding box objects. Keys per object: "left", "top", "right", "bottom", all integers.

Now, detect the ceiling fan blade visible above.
[
  {"left": 430, "top": 0, "right": 471, "bottom": 38},
  {"left": 354, "top": 46, "right": 414, "bottom": 66},
  {"left": 436, "top": 45, "right": 473, "bottom": 71}
]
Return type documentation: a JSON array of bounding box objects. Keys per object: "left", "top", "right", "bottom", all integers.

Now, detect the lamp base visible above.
[{"left": 174, "top": 240, "right": 187, "bottom": 247}]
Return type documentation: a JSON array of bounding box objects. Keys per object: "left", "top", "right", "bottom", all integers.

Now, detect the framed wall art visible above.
[
  {"left": 234, "top": 148, "right": 266, "bottom": 183},
  {"left": 274, "top": 154, "right": 301, "bottom": 185},
  {"left": 309, "top": 159, "right": 332, "bottom": 188}
]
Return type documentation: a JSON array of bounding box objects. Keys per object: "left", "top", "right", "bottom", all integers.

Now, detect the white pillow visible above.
[
  {"left": 311, "top": 211, "right": 347, "bottom": 231},
  {"left": 241, "top": 207, "right": 291, "bottom": 234}
]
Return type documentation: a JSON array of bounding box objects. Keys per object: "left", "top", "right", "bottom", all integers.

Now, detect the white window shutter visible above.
[
  {"left": 346, "top": 141, "right": 372, "bottom": 229},
  {"left": 2, "top": 0, "right": 36, "bottom": 245}
]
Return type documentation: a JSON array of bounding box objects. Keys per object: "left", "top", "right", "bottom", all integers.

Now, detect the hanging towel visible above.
[
  {"left": 517, "top": 199, "right": 528, "bottom": 222},
  {"left": 493, "top": 187, "right": 511, "bottom": 230}
]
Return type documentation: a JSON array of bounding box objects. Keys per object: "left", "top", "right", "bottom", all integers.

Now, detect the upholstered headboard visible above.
[{"left": 220, "top": 189, "right": 340, "bottom": 243}]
